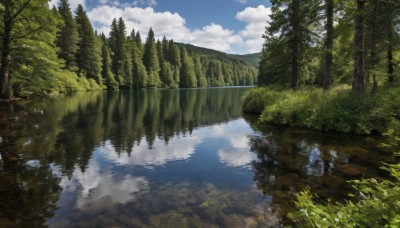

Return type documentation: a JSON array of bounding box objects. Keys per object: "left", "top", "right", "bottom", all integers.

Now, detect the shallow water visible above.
[{"left": 0, "top": 88, "right": 395, "bottom": 227}]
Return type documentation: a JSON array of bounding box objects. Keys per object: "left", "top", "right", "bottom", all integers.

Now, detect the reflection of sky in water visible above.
[
  {"left": 99, "top": 118, "right": 256, "bottom": 169},
  {"left": 49, "top": 118, "right": 259, "bottom": 223},
  {"left": 305, "top": 145, "right": 324, "bottom": 177}
]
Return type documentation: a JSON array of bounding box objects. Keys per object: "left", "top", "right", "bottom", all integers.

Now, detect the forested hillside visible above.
[{"left": 0, "top": 0, "right": 257, "bottom": 99}]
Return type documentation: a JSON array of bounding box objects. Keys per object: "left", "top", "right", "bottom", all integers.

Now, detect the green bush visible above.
[
  {"left": 243, "top": 85, "right": 400, "bottom": 136},
  {"left": 288, "top": 163, "right": 400, "bottom": 227}
]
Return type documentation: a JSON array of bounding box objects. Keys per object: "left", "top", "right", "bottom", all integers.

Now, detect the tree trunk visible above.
[
  {"left": 291, "top": 0, "right": 300, "bottom": 89},
  {"left": 369, "top": 2, "right": 379, "bottom": 94},
  {"left": 324, "top": 0, "right": 334, "bottom": 91},
  {"left": 0, "top": 1, "right": 13, "bottom": 99},
  {"left": 387, "top": 20, "right": 394, "bottom": 83},
  {"left": 353, "top": 0, "right": 366, "bottom": 92}
]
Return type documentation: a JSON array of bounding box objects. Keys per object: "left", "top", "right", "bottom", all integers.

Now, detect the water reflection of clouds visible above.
[
  {"left": 99, "top": 135, "right": 201, "bottom": 168},
  {"left": 304, "top": 145, "right": 325, "bottom": 177},
  {"left": 57, "top": 159, "right": 149, "bottom": 209},
  {"left": 213, "top": 119, "right": 257, "bottom": 168},
  {"left": 99, "top": 119, "right": 256, "bottom": 169},
  {"left": 218, "top": 149, "right": 256, "bottom": 167}
]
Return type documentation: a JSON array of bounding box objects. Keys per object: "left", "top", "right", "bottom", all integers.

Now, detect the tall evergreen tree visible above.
[
  {"left": 160, "top": 62, "right": 174, "bottom": 87},
  {"left": 258, "top": 0, "right": 322, "bottom": 88},
  {"left": 108, "top": 17, "right": 131, "bottom": 87},
  {"left": 100, "top": 34, "right": 118, "bottom": 90},
  {"left": 161, "top": 36, "right": 169, "bottom": 61},
  {"left": 135, "top": 31, "right": 144, "bottom": 57},
  {"left": 180, "top": 47, "right": 197, "bottom": 88},
  {"left": 75, "top": 4, "right": 102, "bottom": 84},
  {"left": 56, "top": 0, "right": 79, "bottom": 71},
  {"left": 168, "top": 40, "right": 181, "bottom": 69},
  {"left": 194, "top": 55, "right": 207, "bottom": 87},
  {"left": 143, "top": 28, "right": 160, "bottom": 87},
  {"left": 156, "top": 39, "right": 165, "bottom": 65}
]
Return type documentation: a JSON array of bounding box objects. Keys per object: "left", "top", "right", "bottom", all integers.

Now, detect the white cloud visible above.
[
  {"left": 87, "top": 6, "right": 244, "bottom": 53},
  {"left": 218, "top": 148, "right": 257, "bottom": 167},
  {"left": 236, "top": 0, "right": 248, "bottom": 4},
  {"left": 51, "top": 2, "right": 270, "bottom": 54},
  {"left": 236, "top": 5, "right": 272, "bottom": 53},
  {"left": 49, "top": 0, "right": 86, "bottom": 12},
  {"left": 58, "top": 159, "right": 149, "bottom": 209}
]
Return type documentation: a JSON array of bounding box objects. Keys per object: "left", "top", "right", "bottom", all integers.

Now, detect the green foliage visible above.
[
  {"left": 288, "top": 163, "right": 400, "bottom": 227},
  {"left": 101, "top": 37, "right": 118, "bottom": 90},
  {"left": 56, "top": 0, "right": 79, "bottom": 71},
  {"left": 243, "top": 85, "right": 400, "bottom": 135},
  {"left": 160, "top": 61, "right": 174, "bottom": 88},
  {"left": 143, "top": 28, "right": 160, "bottom": 87},
  {"left": 74, "top": 4, "right": 102, "bottom": 85},
  {"left": 179, "top": 47, "right": 197, "bottom": 88},
  {"left": 242, "top": 87, "right": 286, "bottom": 114}
]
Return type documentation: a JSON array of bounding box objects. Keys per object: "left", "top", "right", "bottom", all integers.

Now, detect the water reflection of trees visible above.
[
  {"left": 0, "top": 161, "right": 61, "bottom": 227},
  {"left": 244, "top": 114, "right": 395, "bottom": 216},
  {"left": 0, "top": 88, "right": 247, "bottom": 225}
]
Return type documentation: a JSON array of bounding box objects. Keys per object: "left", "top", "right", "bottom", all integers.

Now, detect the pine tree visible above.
[
  {"left": 109, "top": 18, "right": 131, "bottom": 87},
  {"left": 127, "top": 29, "right": 147, "bottom": 88},
  {"left": 160, "top": 62, "right": 174, "bottom": 87},
  {"left": 135, "top": 31, "right": 144, "bottom": 57},
  {"left": 100, "top": 34, "right": 118, "bottom": 90},
  {"left": 162, "top": 36, "right": 169, "bottom": 61},
  {"left": 75, "top": 4, "right": 102, "bottom": 84},
  {"left": 193, "top": 55, "right": 207, "bottom": 87},
  {"left": 118, "top": 18, "right": 132, "bottom": 88},
  {"left": 143, "top": 28, "right": 161, "bottom": 87},
  {"left": 109, "top": 18, "right": 120, "bottom": 84},
  {"left": 56, "top": 0, "right": 79, "bottom": 71},
  {"left": 179, "top": 47, "right": 197, "bottom": 88},
  {"left": 168, "top": 40, "right": 181, "bottom": 69},
  {"left": 156, "top": 39, "right": 165, "bottom": 66},
  {"left": 259, "top": 0, "right": 322, "bottom": 88}
]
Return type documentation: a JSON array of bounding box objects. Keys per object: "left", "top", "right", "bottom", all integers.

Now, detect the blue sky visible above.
[{"left": 49, "top": 0, "right": 272, "bottom": 54}]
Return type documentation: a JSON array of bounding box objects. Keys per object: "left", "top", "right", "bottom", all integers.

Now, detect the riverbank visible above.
[
  {"left": 242, "top": 84, "right": 400, "bottom": 226},
  {"left": 242, "top": 84, "right": 400, "bottom": 137}
]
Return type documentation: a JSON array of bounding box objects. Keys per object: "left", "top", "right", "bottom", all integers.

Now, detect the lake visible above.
[{"left": 0, "top": 87, "right": 395, "bottom": 227}]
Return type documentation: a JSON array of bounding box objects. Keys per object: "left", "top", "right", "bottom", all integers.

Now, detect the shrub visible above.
[{"left": 243, "top": 85, "right": 400, "bottom": 136}]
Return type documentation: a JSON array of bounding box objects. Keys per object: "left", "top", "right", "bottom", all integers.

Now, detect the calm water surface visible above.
[{"left": 0, "top": 87, "right": 395, "bottom": 227}]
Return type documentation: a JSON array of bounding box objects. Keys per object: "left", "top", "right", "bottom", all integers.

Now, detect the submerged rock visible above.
[{"left": 337, "top": 164, "right": 368, "bottom": 177}]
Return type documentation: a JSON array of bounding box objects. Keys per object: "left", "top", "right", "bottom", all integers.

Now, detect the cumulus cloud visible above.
[
  {"left": 50, "top": 2, "right": 270, "bottom": 54},
  {"left": 87, "top": 6, "right": 244, "bottom": 53},
  {"left": 236, "top": 5, "right": 272, "bottom": 53},
  {"left": 49, "top": 0, "right": 86, "bottom": 11}
]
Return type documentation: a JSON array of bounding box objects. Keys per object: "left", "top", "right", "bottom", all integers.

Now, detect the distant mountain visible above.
[{"left": 175, "top": 43, "right": 261, "bottom": 67}]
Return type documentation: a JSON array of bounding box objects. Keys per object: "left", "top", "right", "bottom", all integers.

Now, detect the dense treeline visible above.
[
  {"left": 258, "top": 0, "right": 400, "bottom": 92},
  {"left": 0, "top": 0, "right": 257, "bottom": 99}
]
